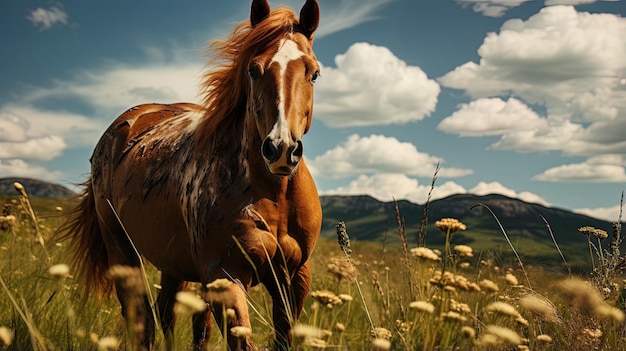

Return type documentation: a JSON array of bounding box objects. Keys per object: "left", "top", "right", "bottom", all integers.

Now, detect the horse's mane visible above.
[{"left": 197, "top": 7, "right": 301, "bottom": 150}]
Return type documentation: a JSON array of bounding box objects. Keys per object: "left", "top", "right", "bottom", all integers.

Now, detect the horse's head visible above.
[{"left": 248, "top": 0, "right": 320, "bottom": 176}]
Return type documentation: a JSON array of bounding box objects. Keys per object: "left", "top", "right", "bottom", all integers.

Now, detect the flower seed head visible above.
[
  {"left": 13, "top": 182, "right": 25, "bottom": 195},
  {"left": 479, "top": 279, "right": 500, "bottom": 293},
  {"left": 518, "top": 294, "right": 560, "bottom": 323},
  {"left": 409, "top": 300, "right": 435, "bottom": 314},
  {"left": 537, "top": 334, "right": 552, "bottom": 343},
  {"left": 578, "top": 226, "right": 608, "bottom": 239},
  {"left": 485, "top": 301, "right": 520, "bottom": 318},
  {"left": 504, "top": 273, "right": 519, "bottom": 286},
  {"left": 206, "top": 278, "right": 233, "bottom": 292},
  {"left": 336, "top": 221, "right": 352, "bottom": 255},
  {"left": 485, "top": 325, "right": 522, "bottom": 344},
  {"left": 410, "top": 247, "right": 440, "bottom": 261},
  {"left": 230, "top": 326, "right": 252, "bottom": 338},
  {"left": 175, "top": 291, "right": 206, "bottom": 314},
  {"left": 0, "top": 326, "right": 14, "bottom": 346},
  {"left": 453, "top": 245, "right": 473, "bottom": 255},
  {"left": 97, "top": 336, "right": 120, "bottom": 351},
  {"left": 461, "top": 326, "right": 475, "bottom": 339},
  {"left": 48, "top": 263, "right": 70, "bottom": 279},
  {"left": 372, "top": 337, "right": 391, "bottom": 350},
  {"left": 435, "top": 218, "right": 467, "bottom": 233},
  {"left": 291, "top": 324, "right": 323, "bottom": 339}
]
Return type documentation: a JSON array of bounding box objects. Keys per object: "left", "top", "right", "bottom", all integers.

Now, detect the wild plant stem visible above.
[
  {"left": 587, "top": 236, "right": 596, "bottom": 270},
  {"left": 106, "top": 200, "right": 159, "bottom": 330},
  {"left": 336, "top": 222, "right": 375, "bottom": 336},
  {"left": 472, "top": 203, "right": 532, "bottom": 289},
  {"left": 0, "top": 270, "right": 47, "bottom": 350},
  {"left": 340, "top": 248, "right": 375, "bottom": 336},
  {"left": 539, "top": 214, "right": 571, "bottom": 276},
  {"left": 417, "top": 162, "right": 440, "bottom": 247}
]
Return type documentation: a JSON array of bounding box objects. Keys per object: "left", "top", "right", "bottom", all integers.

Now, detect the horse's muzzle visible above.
[{"left": 261, "top": 138, "right": 303, "bottom": 175}]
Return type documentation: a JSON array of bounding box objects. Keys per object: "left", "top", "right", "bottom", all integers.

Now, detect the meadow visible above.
[{"left": 0, "top": 183, "right": 625, "bottom": 350}]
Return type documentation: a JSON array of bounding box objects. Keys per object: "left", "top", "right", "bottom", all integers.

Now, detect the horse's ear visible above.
[
  {"left": 299, "top": 0, "right": 319, "bottom": 39},
  {"left": 251, "top": 0, "right": 270, "bottom": 27}
]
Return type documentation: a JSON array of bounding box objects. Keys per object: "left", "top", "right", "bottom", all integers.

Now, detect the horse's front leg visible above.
[
  {"left": 191, "top": 282, "right": 213, "bottom": 351},
  {"left": 206, "top": 276, "right": 255, "bottom": 351},
  {"left": 269, "top": 261, "right": 312, "bottom": 351},
  {"left": 156, "top": 273, "right": 187, "bottom": 350},
  {"left": 109, "top": 265, "right": 156, "bottom": 351}
]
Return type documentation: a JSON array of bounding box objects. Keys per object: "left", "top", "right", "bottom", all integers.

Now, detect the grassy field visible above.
[{"left": 0, "top": 185, "right": 625, "bottom": 350}]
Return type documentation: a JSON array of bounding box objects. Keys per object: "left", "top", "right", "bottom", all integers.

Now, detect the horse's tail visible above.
[{"left": 57, "top": 179, "right": 112, "bottom": 302}]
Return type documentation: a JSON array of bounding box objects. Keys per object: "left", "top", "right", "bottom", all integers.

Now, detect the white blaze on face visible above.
[{"left": 267, "top": 38, "right": 305, "bottom": 143}]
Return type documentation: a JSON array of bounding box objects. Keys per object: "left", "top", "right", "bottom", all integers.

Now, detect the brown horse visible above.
[{"left": 59, "top": 1, "right": 321, "bottom": 350}]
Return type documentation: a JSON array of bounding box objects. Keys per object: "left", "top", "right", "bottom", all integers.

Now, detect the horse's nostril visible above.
[
  {"left": 288, "top": 140, "right": 303, "bottom": 166},
  {"left": 262, "top": 138, "right": 282, "bottom": 163}
]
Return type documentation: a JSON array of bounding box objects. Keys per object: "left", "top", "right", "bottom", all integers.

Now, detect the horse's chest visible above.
[{"left": 247, "top": 203, "right": 315, "bottom": 266}]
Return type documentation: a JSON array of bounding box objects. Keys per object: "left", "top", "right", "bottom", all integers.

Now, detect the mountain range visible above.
[
  {"left": 321, "top": 194, "right": 621, "bottom": 269},
  {"left": 1, "top": 177, "right": 619, "bottom": 268},
  {"left": 0, "top": 177, "right": 76, "bottom": 199}
]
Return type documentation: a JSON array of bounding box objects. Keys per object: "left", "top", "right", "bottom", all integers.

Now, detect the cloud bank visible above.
[
  {"left": 27, "top": 6, "right": 69, "bottom": 31},
  {"left": 315, "top": 43, "right": 440, "bottom": 127},
  {"left": 439, "top": 5, "right": 626, "bottom": 182}
]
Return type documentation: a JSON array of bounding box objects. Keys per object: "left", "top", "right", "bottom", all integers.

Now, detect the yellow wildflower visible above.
[{"left": 435, "top": 218, "right": 467, "bottom": 233}]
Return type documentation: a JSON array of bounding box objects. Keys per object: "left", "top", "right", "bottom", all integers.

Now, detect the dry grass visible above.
[{"left": 0, "top": 184, "right": 625, "bottom": 350}]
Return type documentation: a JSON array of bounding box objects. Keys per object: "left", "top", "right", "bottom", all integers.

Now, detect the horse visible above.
[{"left": 59, "top": 1, "right": 322, "bottom": 350}]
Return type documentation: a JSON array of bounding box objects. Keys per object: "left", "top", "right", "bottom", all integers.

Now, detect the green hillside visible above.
[
  {"left": 321, "top": 194, "right": 621, "bottom": 270},
  {"left": 1, "top": 176, "right": 619, "bottom": 270}
]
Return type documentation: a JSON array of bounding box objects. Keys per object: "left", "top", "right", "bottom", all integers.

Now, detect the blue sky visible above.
[{"left": 1, "top": 0, "right": 625, "bottom": 221}]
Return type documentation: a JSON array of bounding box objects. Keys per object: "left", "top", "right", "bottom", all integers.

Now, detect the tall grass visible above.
[{"left": 0, "top": 184, "right": 625, "bottom": 350}]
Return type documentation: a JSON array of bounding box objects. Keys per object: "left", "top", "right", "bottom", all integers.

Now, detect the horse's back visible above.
[{"left": 90, "top": 102, "right": 204, "bottom": 280}]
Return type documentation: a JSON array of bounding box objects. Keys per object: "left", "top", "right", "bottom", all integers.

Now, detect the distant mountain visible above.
[
  {"left": 0, "top": 176, "right": 619, "bottom": 267},
  {"left": 320, "top": 194, "right": 622, "bottom": 267},
  {"left": 0, "top": 178, "right": 76, "bottom": 199}
]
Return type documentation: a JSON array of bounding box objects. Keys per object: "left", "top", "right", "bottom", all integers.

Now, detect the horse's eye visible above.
[
  {"left": 311, "top": 70, "right": 320, "bottom": 83},
  {"left": 248, "top": 67, "right": 259, "bottom": 81}
]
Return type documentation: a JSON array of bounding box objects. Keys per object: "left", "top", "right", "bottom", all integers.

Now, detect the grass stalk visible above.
[
  {"left": 394, "top": 199, "right": 415, "bottom": 297},
  {"left": 0, "top": 271, "right": 47, "bottom": 350},
  {"left": 14, "top": 183, "right": 50, "bottom": 264},
  {"left": 539, "top": 214, "right": 571, "bottom": 276},
  {"left": 335, "top": 222, "right": 375, "bottom": 337},
  {"left": 106, "top": 200, "right": 159, "bottom": 329},
  {"left": 417, "top": 162, "right": 439, "bottom": 247},
  {"left": 471, "top": 202, "right": 532, "bottom": 289}
]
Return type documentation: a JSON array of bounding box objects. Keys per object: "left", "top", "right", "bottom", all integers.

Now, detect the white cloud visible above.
[
  {"left": 0, "top": 159, "right": 64, "bottom": 180},
  {"left": 533, "top": 156, "right": 626, "bottom": 182},
  {"left": 308, "top": 134, "right": 473, "bottom": 179},
  {"left": 320, "top": 173, "right": 467, "bottom": 203},
  {"left": 470, "top": 181, "right": 550, "bottom": 206},
  {"left": 0, "top": 49, "right": 203, "bottom": 179},
  {"left": 321, "top": 176, "right": 550, "bottom": 206},
  {"left": 0, "top": 105, "right": 104, "bottom": 148},
  {"left": 438, "top": 97, "right": 547, "bottom": 136},
  {"left": 438, "top": 5, "right": 626, "bottom": 171},
  {"left": 316, "top": 0, "right": 393, "bottom": 38},
  {"left": 26, "top": 6, "right": 69, "bottom": 31},
  {"left": 315, "top": 42, "right": 440, "bottom": 127},
  {"left": 456, "top": 0, "right": 531, "bottom": 17},
  {"left": 21, "top": 62, "right": 203, "bottom": 115},
  {"left": 440, "top": 6, "right": 626, "bottom": 106},
  {"left": 545, "top": 0, "right": 598, "bottom": 5},
  {"left": 0, "top": 136, "right": 65, "bottom": 161},
  {"left": 440, "top": 6, "right": 626, "bottom": 113},
  {"left": 0, "top": 109, "right": 74, "bottom": 164},
  {"left": 0, "top": 112, "right": 29, "bottom": 142},
  {"left": 574, "top": 204, "right": 624, "bottom": 222}
]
